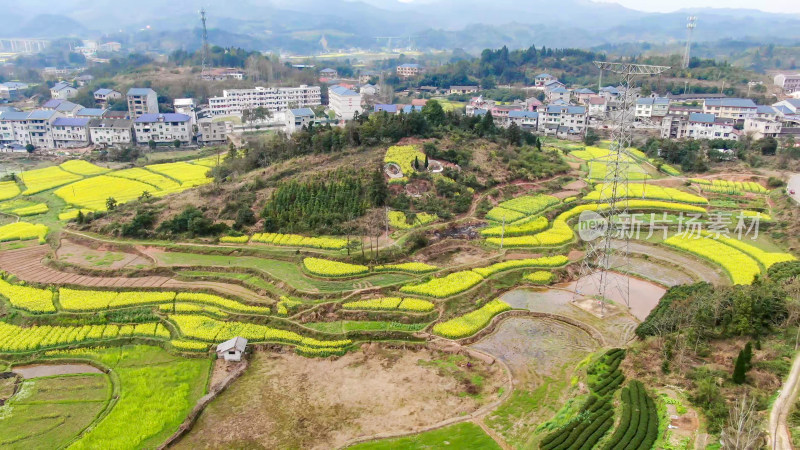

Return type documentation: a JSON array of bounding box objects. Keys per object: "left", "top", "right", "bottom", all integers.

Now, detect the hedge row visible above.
[
  {"left": 539, "top": 348, "right": 627, "bottom": 450},
  {"left": 602, "top": 380, "right": 658, "bottom": 450}
]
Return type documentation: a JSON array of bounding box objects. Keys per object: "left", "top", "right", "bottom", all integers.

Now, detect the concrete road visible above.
[
  {"left": 789, "top": 173, "right": 800, "bottom": 205},
  {"left": 768, "top": 350, "right": 800, "bottom": 450}
]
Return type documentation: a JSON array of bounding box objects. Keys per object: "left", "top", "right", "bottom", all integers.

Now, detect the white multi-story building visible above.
[
  {"left": 94, "top": 88, "right": 122, "bottom": 106},
  {"left": 744, "top": 117, "right": 782, "bottom": 139},
  {"left": 127, "top": 88, "right": 159, "bottom": 119},
  {"left": 88, "top": 118, "right": 134, "bottom": 146},
  {"left": 51, "top": 117, "right": 91, "bottom": 148},
  {"left": 26, "top": 110, "right": 62, "bottom": 148},
  {"left": 133, "top": 113, "right": 192, "bottom": 145},
  {"left": 587, "top": 96, "right": 607, "bottom": 117},
  {"left": 0, "top": 111, "right": 32, "bottom": 146},
  {"left": 774, "top": 73, "right": 800, "bottom": 93},
  {"left": 546, "top": 87, "right": 570, "bottom": 104},
  {"left": 543, "top": 105, "right": 587, "bottom": 134},
  {"left": 328, "top": 85, "right": 362, "bottom": 121},
  {"left": 50, "top": 82, "right": 78, "bottom": 100},
  {"left": 635, "top": 97, "right": 670, "bottom": 120},
  {"left": 208, "top": 85, "right": 321, "bottom": 117},
  {"left": 285, "top": 108, "right": 316, "bottom": 134},
  {"left": 702, "top": 98, "right": 757, "bottom": 121}
]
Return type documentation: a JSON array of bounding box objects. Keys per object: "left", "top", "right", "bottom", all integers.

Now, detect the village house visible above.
[
  {"left": 198, "top": 121, "right": 232, "bottom": 144},
  {"left": 88, "top": 118, "right": 134, "bottom": 146},
  {"left": 534, "top": 73, "right": 557, "bottom": 87},
  {"left": 51, "top": 117, "right": 91, "bottom": 148},
  {"left": 587, "top": 96, "right": 607, "bottom": 117},
  {"left": 319, "top": 68, "right": 338, "bottom": 79},
  {"left": 702, "top": 98, "right": 757, "bottom": 121},
  {"left": 50, "top": 82, "right": 78, "bottom": 100},
  {"left": 216, "top": 336, "right": 247, "bottom": 362},
  {"left": 449, "top": 85, "right": 480, "bottom": 95},
  {"left": 543, "top": 105, "right": 587, "bottom": 135},
  {"left": 284, "top": 108, "right": 316, "bottom": 134},
  {"left": 507, "top": 110, "right": 539, "bottom": 130},
  {"left": 133, "top": 113, "right": 192, "bottom": 145},
  {"left": 42, "top": 99, "right": 83, "bottom": 117},
  {"left": 94, "top": 88, "right": 123, "bottom": 107},
  {"left": 774, "top": 73, "right": 800, "bottom": 93},
  {"left": 572, "top": 88, "right": 596, "bottom": 104},
  {"left": 744, "top": 117, "right": 782, "bottom": 139},
  {"left": 127, "top": 88, "right": 159, "bottom": 119},
  {"left": 396, "top": 63, "right": 421, "bottom": 79},
  {"left": 546, "top": 86, "right": 570, "bottom": 104},
  {"left": 635, "top": 97, "right": 670, "bottom": 121}
]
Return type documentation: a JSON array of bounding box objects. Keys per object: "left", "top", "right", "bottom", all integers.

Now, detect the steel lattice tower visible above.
[
  {"left": 200, "top": 9, "right": 210, "bottom": 78},
  {"left": 574, "top": 62, "right": 669, "bottom": 314},
  {"left": 682, "top": 17, "right": 697, "bottom": 70}
]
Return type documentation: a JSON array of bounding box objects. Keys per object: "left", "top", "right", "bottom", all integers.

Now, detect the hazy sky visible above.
[
  {"left": 390, "top": 0, "right": 800, "bottom": 15},
  {"left": 590, "top": 0, "right": 800, "bottom": 14}
]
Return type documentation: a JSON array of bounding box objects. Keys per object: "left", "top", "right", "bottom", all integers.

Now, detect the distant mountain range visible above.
[{"left": 0, "top": 0, "right": 798, "bottom": 53}]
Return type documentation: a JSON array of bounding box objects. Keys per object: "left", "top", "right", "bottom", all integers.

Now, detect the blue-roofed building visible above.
[
  {"left": 534, "top": 73, "right": 557, "bottom": 87},
  {"left": 635, "top": 97, "right": 670, "bottom": 120},
  {"left": 599, "top": 86, "right": 620, "bottom": 100},
  {"left": 702, "top": 98, "right": 757, "bottom": 120},
  {"left": 320, "top": 68, "right": 338, "bottom": 79},
  {"left": 0, "top": 109, "right": 63, "bottom": 149},
  {"left": 397, "top": 63, "right": 422, "bottom": 79},
  {"left": 546, "top": 85, "right": 570, "bottom": 104},
  {"left": 42, "top": 100, "right": 83, "bottom": 116},
  {"left": 328, "top": 85, "right": 362, "bottom": 121},
  {"left": 133, "top": 113, "right": 191, "bottom": 145},
  {"left": 52, "top": 117, "right": 91, "bottom": 148},
  {"left": 374, "top": 104, "right": 397, "bottom": 114},
  {"left": 127, "top": 88, "right": 159, "bottom": 119},
  {"left": 774, "top": 98, "right": 800, "bottom": 114},
  {"left": 507, "top": 110, "right": 539, "bottom": 129},
  {"left": 472, "top": 108, "right": 488, "bottom": 117},
  {"left": 94, "top": 88, "right": 122, "bottom": 106},
  {"left": 76, "top": 108, "right": 107, "bottom": 118},
  {"left": 0, "top": 82, "right": 28, "bottom": 101},
  {"left": 285, "top": 108, "right": 316, "bottom": 134},
  {"left": 689, "top": 113, "right": 715, "bottom": 123},
  {"left": 543, "top": 105, "right": 587, "bottom": 135}
]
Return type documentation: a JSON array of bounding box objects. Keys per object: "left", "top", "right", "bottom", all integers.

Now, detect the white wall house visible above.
[
  {"left": 133, "top": 113, "right": 192, "bottom": 145},
  {"left": 285, "top": 108, "right": 316, "bottom": 134},
  {"left": 702, "top": 98, "right": 757, "bottom": 121},
  {"left": 51, "top": 117, "right": 90, "bottom": 148},
  {"left": 50, "top": 82, "right": 78, "bottom": 100},
  {"left": 174, "top": 98, "right": 197, "bottom": 124},
  {"left": 127, "top": 88, "right": 159, "bottom": 119},
  {"left": 94, "top": 88, "right": 122, "bottom": 106},
  {"left": 88, "top": 118, "right": 134, "bottom": 146},
  {"left": 216, "top": 336, "right": 247, "bottom": 362},
  {"left": 774, "top": 73, "right": 800, "bottom": 93},
  {"left": 534, "top": 73, "right": 557, "bottom": 87},
  {"left": 543, "top": 105, "right": 587, "bottom": 134},
  {"left": 744, "top": 117, "right": 782, "bottom": 139},
  {"left": 208, "top": 85, "right": 321, "bottom": 117},
  {"left": 328, "top": 85, "right": 362, "bottom": 121},
  {"left": 668, "top": 112, "right": 739, "bottom": 140},
  {"left": 396, "top": 64, "right": 421, "bottom": 79},
  {"left": 635, "top": 97, "right": 670, "bottom": 120},
  {"left": 507, "top": 111, "right": 539, "bottom": 130}
]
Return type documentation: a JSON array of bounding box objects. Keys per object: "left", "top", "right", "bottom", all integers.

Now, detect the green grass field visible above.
[
  {"left": 348, "top": 422, "right": 500, "bottom": 449},
  {"left": 54, "top": 345, "right": 210, "bottom": 449},
  {"left": 0, "top": 373, "right": 111, "bottom": 449}
]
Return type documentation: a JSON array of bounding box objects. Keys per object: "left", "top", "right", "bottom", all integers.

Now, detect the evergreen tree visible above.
[
  {"left": 742, "top": 341, "right": 753, "bottom": 370},
  {"left": 424, "top": 154, "right": 429, "bottom": 169},
  {"left": 414, "top": 156, "right": 419, "bottom": 170},
  {"left": 733, "top": 349, "right": 747, "bottom": 384},
  {"left": 368, "top": 168, "right": 388, "bottom": 207}
]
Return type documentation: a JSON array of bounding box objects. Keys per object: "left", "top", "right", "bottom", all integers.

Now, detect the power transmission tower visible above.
[
  {"left": 574, "top": 62, "right": 669, "bottom": 314},
  {"left": 200, "top": 8, "right": 210, "bottom": 79},
  {"left": 682, "top": 16, "right": 697, "bottom": 69}
]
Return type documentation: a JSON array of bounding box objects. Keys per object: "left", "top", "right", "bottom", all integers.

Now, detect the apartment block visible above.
[
  {"left": 328, "top": 85, "right": 362, "bottom": 121},
  {"left": 208, "top": 85, "right": 321, "bottom": 117}
]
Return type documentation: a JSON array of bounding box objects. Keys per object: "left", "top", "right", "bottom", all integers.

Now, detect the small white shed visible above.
[{"left": 216, "top": 336, "right": 248, "bottom": 362}]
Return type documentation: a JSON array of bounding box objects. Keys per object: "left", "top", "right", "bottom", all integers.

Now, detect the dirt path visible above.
[
  {"left": 0, "top": 245, "right": 268, "bottom": 303},
  {"left": 769, "top": 349, "right": 800, "bottom": 450}
]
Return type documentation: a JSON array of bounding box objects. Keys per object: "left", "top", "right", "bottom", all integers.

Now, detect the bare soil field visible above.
[
  {"left": 176, "top": 347, "right": 506, "bottom": 450},
  {"left": 56, "top": 239, "right": 152, "bottom": 270}
]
